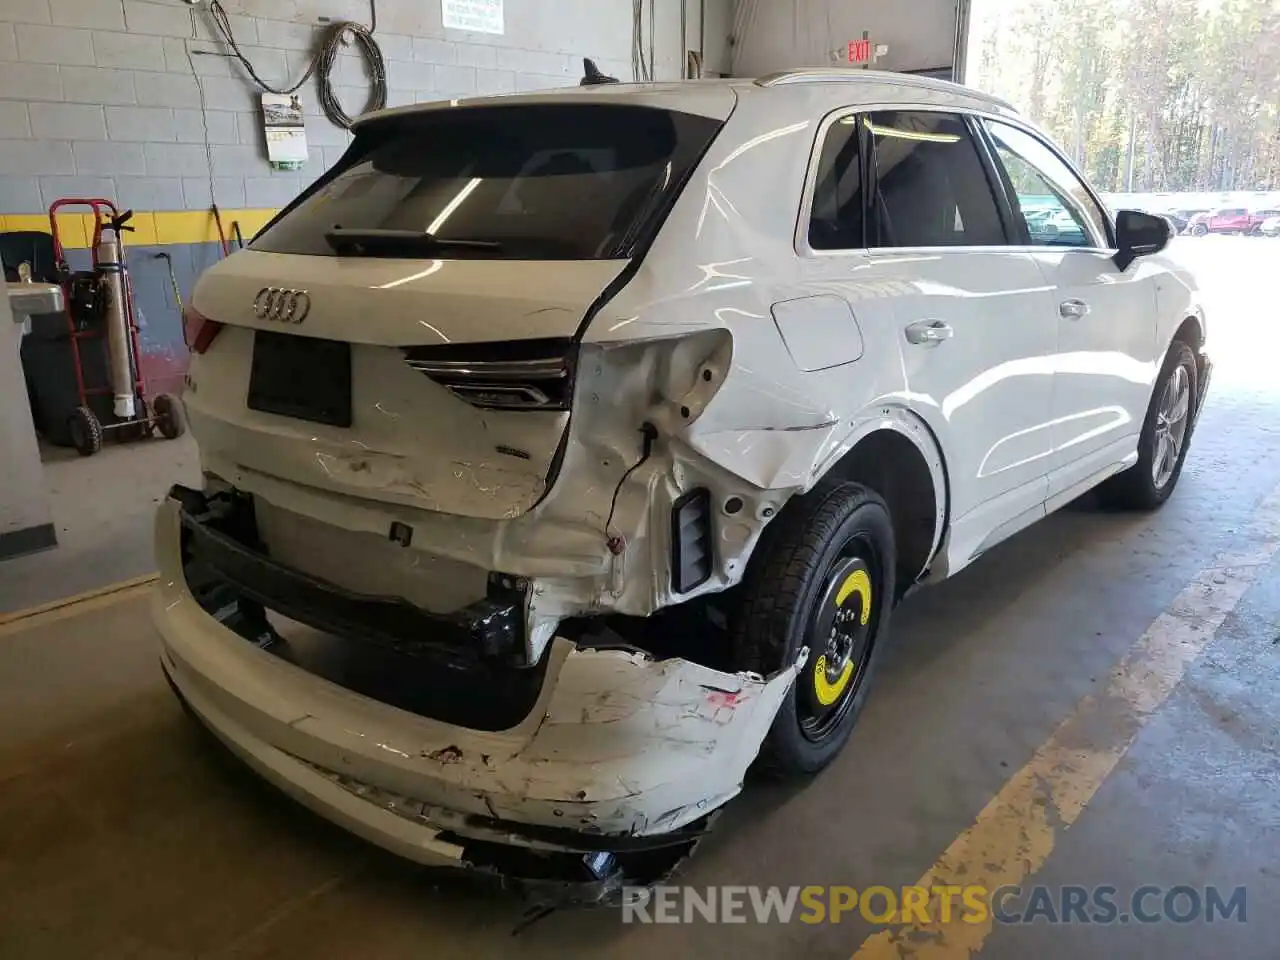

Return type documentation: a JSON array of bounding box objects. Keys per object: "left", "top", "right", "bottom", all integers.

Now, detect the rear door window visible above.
[
  {"left": 865, "top": 111, "right": 1008, "bottom": 248},
  {"left": 807, "top": 113, "right": 865, "bottom": 250},
  {"left": 252, "top": 104, "right": 723, "bottom": 260}
]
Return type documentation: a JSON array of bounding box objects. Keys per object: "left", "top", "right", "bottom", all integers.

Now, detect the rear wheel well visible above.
[{"left": 822, "top": 431, "right": 941, "bottom": 590}]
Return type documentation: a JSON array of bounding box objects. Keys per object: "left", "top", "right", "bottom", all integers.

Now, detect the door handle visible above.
[
  {"left": 1060, "top": 298, "right": 1090, "bottom": 320},
  {"left": 904, "top": 319, "right": 954, "bottom": 345}
]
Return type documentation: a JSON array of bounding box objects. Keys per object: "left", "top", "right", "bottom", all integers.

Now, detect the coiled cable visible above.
[{"left": 208, "top": 0, "right": 386, "bottom": 129}]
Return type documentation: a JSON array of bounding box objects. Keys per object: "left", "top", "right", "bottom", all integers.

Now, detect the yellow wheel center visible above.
[
  {"left": 813, "top": 654, "right": 854, "bottom": 706},
  {"left": 835, "top": 568, "right": 873, "bottom": 623},
  {"left": 813, "top": 567, "right": 873, "bottom": 707}
]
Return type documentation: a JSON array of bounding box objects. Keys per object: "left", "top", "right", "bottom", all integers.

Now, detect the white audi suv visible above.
[{"left": 154, "top": 68, "right": 1210, "bottom": 900}]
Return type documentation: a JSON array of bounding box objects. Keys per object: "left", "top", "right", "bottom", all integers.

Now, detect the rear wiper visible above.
[{"left": 323, "top": 228, "right": 503, "bottom": 254}]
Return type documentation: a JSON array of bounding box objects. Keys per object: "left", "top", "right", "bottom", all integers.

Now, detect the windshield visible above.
[{"left": 252, "top": 103, "right": 723, "bottom": 260}]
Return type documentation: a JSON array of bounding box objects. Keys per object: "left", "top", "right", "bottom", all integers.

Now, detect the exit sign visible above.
[{"left": 848, "top": 38, "right": 873, "bottom": 63}]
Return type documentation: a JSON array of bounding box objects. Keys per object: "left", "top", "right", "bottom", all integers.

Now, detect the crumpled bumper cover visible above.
[{"left": 152, "top": 498, "right": 797, "bottom": 897}]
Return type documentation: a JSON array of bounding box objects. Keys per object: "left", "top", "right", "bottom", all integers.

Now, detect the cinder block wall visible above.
[
  {"left": 0, "top": 0, "right": 731, "bottom": 426},
  {"left": 0, "top": 0, "right": 732, "bottom": 215}
]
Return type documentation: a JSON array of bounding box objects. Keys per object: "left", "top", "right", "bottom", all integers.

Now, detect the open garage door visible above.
[
  {"left": 729, "top": 0, "right": 972, "bottom": 80},
  {"left": 964, "top": 0, "right": 1279, "bottom": 213}
]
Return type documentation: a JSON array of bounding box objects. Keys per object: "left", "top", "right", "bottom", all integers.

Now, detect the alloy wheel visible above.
[{"left": 1152, "top": 362, "right": 1191, "bottom": 489}]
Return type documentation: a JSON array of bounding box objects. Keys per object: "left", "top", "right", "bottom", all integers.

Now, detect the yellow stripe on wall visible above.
[{"left": 0, "top": 209, "right": 280, "bottom": 249}]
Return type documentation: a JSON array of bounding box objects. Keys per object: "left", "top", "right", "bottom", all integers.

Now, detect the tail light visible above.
[
  {"left": 183, "top": 304, "right": 224, "bottom": 355},
  {"left": 402, "top": 338, "right": 575, "bottom": 411}
]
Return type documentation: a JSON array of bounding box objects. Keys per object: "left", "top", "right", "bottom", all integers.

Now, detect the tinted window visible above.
[
  {"left": 985, "top": 121, "right": 1110, "bottom": 247},
  {"left": 808, "top": 115, "right": 864, "bottom": 250},
  {"left": 866, "top": 111, "right": 1006, "bottom": 248},
  {"left": 252, "top": 104, "right": 722, "bottom": 260}
]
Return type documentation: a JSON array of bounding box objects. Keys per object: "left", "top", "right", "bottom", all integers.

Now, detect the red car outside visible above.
[{"left": 1186, "top": 207, "right": 1272, "bottom": 235}]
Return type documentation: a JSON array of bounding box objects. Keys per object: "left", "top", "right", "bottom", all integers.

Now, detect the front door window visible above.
[{"left": 984, "top": 121, "right": 1111, "bottom": 248}]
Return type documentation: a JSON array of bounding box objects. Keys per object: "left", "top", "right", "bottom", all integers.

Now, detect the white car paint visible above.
[
  {"left": 187, "top": 256, "right": 628, "bottom": 523},
  {"left": 155, "top": 70, "right": 1207, "bottom": 881}
]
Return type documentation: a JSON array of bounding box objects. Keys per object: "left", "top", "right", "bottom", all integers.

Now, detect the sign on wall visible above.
[
  {"left": 848, "top": 39, "right": 873, "bottom": 63},
  {"left": 442, "top": 0, "right": 504, "bottom": 35},
  {"left": 827, "top": 38, "right": 888, "bottom": 67},
  {"left": 261, "top": 93, "right": 308, "bottom": 171}
]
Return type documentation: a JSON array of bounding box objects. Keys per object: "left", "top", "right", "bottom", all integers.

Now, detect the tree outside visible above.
[{"left": 967, "top": 0, "right": 1280, "bottom": 193}]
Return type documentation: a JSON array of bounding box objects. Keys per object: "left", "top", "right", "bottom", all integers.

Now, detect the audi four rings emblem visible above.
[{"left": 253, "top": 287, "right": 311, "bottom": 324}]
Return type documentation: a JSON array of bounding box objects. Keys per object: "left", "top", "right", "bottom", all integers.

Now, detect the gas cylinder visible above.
[{"left": 96, "top": 228, "right": 135, "bottom": 419}]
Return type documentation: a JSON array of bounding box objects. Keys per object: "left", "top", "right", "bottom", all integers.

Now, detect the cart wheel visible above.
[
  {"left": 152, "top": 393, "right": 187, "bottom": 440},
  {"left": 68, "top": 406, "right": 103, "bottom": 456}
]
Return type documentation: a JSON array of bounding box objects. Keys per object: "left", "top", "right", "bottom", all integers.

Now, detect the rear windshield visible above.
[{"left": 252, "top": 103, "right": 723, "bottom": 260}]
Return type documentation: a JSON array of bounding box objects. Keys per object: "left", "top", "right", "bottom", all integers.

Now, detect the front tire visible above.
[
  {"left": 1191, "top": 223, "right": 1208, "bottom": 236},
  {"left": 1098, "top": 341, "right": 1197, "bottom": 510},
  {"left": 732, "top": 481, "right": 896, "bottom": 778}
]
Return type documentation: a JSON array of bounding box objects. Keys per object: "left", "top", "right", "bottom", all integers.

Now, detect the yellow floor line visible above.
[
  {"left": 851, "top": 483, "right": 1280, "bottom": 959},
  {"left": 0, "top": 573, "right": 159, "bottom": 634}
]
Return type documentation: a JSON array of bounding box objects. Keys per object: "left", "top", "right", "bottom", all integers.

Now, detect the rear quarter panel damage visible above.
[{"left": 576, "top": 90, "right": 950, "bottom": 590}]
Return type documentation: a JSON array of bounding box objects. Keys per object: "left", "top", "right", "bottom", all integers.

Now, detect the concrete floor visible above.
[
  {"left": 1, "top": 237, "right": 1278, "bottom": 959},
  {"left": 0, "top": 434, "right": 199, "bottom": 613}
]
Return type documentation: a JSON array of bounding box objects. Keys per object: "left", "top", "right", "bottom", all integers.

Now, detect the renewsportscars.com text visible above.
[{"left": 620, "top": 885, "right": 1247, "bottom": 925}]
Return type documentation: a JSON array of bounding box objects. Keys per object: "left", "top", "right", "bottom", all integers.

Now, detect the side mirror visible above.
[{"left": 1113, "top": 209, "right": 1171, "bottom": 271}]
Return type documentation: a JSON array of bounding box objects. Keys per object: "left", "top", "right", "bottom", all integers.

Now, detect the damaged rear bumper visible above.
[{"left": 152, "top": 495, "right": 797, "bottom": 898}]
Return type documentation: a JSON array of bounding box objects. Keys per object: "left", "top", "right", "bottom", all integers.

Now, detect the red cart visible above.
[{"left": 47, "top": 198, "right": 185, "bottom": 455}]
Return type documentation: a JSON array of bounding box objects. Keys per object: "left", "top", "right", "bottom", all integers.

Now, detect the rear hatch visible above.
[{"left": 186, "top": 97, "right": 729, "bottom": 521}]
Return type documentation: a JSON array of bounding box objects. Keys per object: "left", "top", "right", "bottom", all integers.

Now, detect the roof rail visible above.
[
  {"left": 754, "top": 69, "right": 883, "bottom": 87},
  {"left": 753, "top": 68, "right": 1016, "bottom": 111}
]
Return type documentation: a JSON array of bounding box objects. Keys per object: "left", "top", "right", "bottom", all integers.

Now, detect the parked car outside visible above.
[
  {"left": 1175, "top": 209, "right": 1209, "bottom": 233},
  {"left": 1188, "top": 207, "right": 1261, "bottom": 235},
  {"left": 1248, "top": 209, "right": 1280, "bottom": 235},
  {"left": 1024, "top": 206, "right": 1090, "bottom": 245}
]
